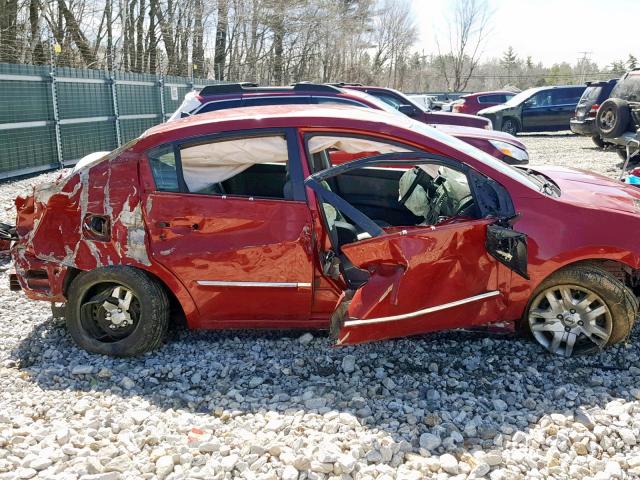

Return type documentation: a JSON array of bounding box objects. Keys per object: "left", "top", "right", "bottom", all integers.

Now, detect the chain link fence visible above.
[{"left": 0, "top": 61, "right": 224, "bottom": 180}]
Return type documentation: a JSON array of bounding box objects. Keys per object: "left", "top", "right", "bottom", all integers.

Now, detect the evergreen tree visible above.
[{"left": 501, "top": 46, "right": 518, "bottom": 82}]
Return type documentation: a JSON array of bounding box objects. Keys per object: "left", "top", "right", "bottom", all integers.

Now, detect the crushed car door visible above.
[
  {"left": 334, "top": 220, "right": 508, "bottom": 345},
  {"left": 305, "top": 152, "right": 528, "bottom": 345}
]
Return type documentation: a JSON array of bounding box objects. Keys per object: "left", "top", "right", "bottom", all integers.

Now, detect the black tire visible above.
[
  {"left": 66, "top": 266, "right": 169, "bottom": 356},
  {"left": 596, "top": 98, "right": 631, "bottom": 138},
  {"left": 591, "top": 135, "right": 606, "bottom": 149},
  {"left": 501, "top": 117, "right": 519, "bottom": 135},
  {"left": 522, "top": 264, "right": 637, "bottom": 355}
]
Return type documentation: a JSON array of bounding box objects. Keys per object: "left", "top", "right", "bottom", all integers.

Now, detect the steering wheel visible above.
[{"left": 455, "top": 195, "right": 475, "bottom": 217}]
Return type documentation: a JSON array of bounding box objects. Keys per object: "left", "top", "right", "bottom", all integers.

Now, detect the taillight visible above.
[{"left": 588, "top": 104, "right": 599, "bottom": 117}]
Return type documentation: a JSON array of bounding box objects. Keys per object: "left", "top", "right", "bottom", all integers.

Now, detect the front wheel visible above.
[
  {"left": 501, "top": 118, "right": 519, "bottom": 135},
  {"left": 66, "top": 266, "right": 170, "bottom": 356},
  {"left": 524, "top": 265, "right": 637, "bottom": 356}
]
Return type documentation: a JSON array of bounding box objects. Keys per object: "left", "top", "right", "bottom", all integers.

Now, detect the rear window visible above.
[
  {"left": 580, "top": 86, "right": 602, "bottom": 103},
  {"left": 611, "top": 75, "right": 640, "bottom": 102}
]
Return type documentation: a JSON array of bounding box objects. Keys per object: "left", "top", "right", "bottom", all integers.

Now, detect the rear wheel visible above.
[
  {"left": 501, "top": 118, "right": 519, "bottom": 135},
  {"left": 524, "top": 265, "right": 636, "bottom": 356},
  {"left": 66, "top": 267, "right": 170, "bottom": 356}
]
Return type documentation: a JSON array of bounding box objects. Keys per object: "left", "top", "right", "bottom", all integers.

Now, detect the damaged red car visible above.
[{"left": 9, "top": 105, "right": 640, "bottom": 357}]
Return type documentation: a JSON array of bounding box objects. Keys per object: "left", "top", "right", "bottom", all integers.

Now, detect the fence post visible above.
[
  {"left": 110, "top": 74, "right": 122, "bottom": 147},
  {"left": 159, "top": 76, "right": 166, "bottom": 123},
  {"left": 49, "top": 43, "right": 64, "bottom": 168}
]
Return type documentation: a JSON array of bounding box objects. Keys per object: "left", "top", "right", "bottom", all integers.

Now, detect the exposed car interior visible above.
[{"left": 305, "top": 136, "right": 478, "bottom": 247}]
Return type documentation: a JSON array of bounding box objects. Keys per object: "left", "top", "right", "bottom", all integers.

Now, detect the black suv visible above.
[
  {"left": 596, "top": 69, "right": 640, "bottom": 160},
  {"left": 570, "top": 79, "right": 618, "bottom": 147}
]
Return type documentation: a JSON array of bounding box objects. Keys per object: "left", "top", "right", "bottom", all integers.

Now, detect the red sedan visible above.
[
  {"left": 453, "top": 91, "right": 516, "bottom": 115},
  {"left": 10, "top": 105, "right": 640, "bottom": 357}
]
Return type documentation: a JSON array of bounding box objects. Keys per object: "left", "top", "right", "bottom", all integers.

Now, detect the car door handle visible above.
[{"left": 157, "top": 221, "right": 171, "bottom": 228}]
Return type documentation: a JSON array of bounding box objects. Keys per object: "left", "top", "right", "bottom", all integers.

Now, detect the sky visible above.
[{"left": 412, "top": 0, "right": 639, "bottom": 68}]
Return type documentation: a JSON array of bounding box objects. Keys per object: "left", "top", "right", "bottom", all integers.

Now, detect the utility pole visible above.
[{"left": 577, "top": 51, "right": 593, "bottom": 84}]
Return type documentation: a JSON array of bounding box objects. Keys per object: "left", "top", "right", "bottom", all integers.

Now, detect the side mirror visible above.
[{"left": 397, "top": 104, "right": 418, "bottom": 117}]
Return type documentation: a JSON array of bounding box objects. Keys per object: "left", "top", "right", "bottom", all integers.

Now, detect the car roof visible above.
[
  {"left": 140, "top": 104, "right": 414, "bottom": 143},
  {"left": 463, "top": 90, "right": 517, "bottom": 98},
  {"left": 198, "top": 82, "right": 344, "bottom": 99}
]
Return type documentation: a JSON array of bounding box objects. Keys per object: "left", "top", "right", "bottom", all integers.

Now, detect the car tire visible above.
[
  {"left": 66, "top": 266, "right": 170, "bottom": 356},
  {"left": 591, "top": 136, "right": 606, "bottom": 149},
  {"left": 522, "top": 264, "right": 637, "bottom": 356},
  {"left": 501, "top": 118, "right": 519, "bottom": 135},
  {"left": 596, "top": 98, "right": 631, "bottom": 138}
]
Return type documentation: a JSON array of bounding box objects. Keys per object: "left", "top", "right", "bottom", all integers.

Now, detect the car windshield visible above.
[
  {"left": 346, "top": 89, "right": 407, "bottom": 115},
  {"left": 407, "top": 120, "right": 545, "bottom": 192},
  {"left": 503, "top": 89, "right": 540, "bottom": 107}
]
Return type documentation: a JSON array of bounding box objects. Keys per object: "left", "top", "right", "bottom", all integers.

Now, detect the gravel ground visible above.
[{"left": 1, "top": 133, "right": 640, "bottom": 480}]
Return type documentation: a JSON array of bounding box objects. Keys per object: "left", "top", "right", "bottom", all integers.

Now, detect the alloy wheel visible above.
[
  {"left": 600, "top": 109, "right": 616, "bottom": 131},
  {"left": 81, "top": 284, "right": 140, "bottom": 342},
  {"left": 528, "top": 284, "right": 612, "bottom": 357}
]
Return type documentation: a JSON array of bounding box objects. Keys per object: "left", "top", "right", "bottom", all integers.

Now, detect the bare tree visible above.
[{"left": 435, "top": 0, "right": 491, "bottom": 91}]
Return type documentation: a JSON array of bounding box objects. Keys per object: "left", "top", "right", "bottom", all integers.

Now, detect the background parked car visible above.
[
  {"left": 570, "top": 79, "right": 618, "bottom": 148},
  {"left": 332, "top": 84, "right": 490, "bottom": 129},
  {"left": 453, "top": 90, "right": 517, "bottom": 115},
  {"left": 595, "top": 69, "right": 640, "bottom": 161},
  {"left": 408, "top": 94, "right": 441, "bottom": 111},
  {"left": 478, "top": 85, "right": 587, "bottom": 135},
  {"left": 172, "top": 83, "right": 529, "bottom": 165}
]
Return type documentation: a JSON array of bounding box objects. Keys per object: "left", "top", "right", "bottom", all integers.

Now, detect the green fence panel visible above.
[
  {"left": 60, "top": 121, "right": 118, "bottom": 163},
  {"left": 0, "top": 125, "right": 58, "bottom": 176},
  {"left": 115, "top": 71, "right": 161, "bottom": 117},
  {"left": 120, "top": 118, "right": 159, "bottom": 143},
  {"left": 0, "top": 64, "right": 53, "bottom": 123},
  {"left": 0, "top": 63, "right": 227, "bottom": 179}
]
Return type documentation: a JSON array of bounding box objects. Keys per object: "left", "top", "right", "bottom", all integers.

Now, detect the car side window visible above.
[
  {"left": 242, "top": 96, "right": 309, "bottom": 107},
  {"left": 550, "top": 88, "right": 582, "bottom": 105},
  {"left": 147, "top": 134, "right": 299, "bottom": 200},
  {"left": 366, "top": 91, "right": 404, "bottom": 109},
  {"left": 196, "top": 99, "right": 243, "bottom": 114},
  {"left": 148, "top": 145, "right": 180, "bottom": 192},
  {"left": 479, "top": 94, "right": 506, "bottom": 103},
  {"left": 314, "top": 97, "right": 368, "bottom": 107}
]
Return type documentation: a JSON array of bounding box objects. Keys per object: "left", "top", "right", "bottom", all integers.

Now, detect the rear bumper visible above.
[
  {"left": 570, "top": 118, "right": 595, "bottom": 136},
  {"left": 11, "top": 251, "right": 69, "bottom": 302}
]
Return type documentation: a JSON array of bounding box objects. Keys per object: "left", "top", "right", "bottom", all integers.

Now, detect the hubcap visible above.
[
  {"left": 528, "top": 285, "right": 612, "bottom": 357},
  {"left": 601, "top": 110, "right": 615, "bottom": 130},
  {"left": 81, "top": 284, "right": 140, "bottom": 342}
]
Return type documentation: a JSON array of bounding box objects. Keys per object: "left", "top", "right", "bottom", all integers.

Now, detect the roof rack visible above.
[
  {"left": 325, "top": 82, "right": 364, "bottom": 87},
  {"left": 199, "top": 82, "right": 342, "bottom": 97}
]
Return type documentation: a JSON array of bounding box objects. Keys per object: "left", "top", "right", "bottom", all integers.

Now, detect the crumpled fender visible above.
[{"left": 11, "top": 153, "right": 199, "bottom": 324}]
